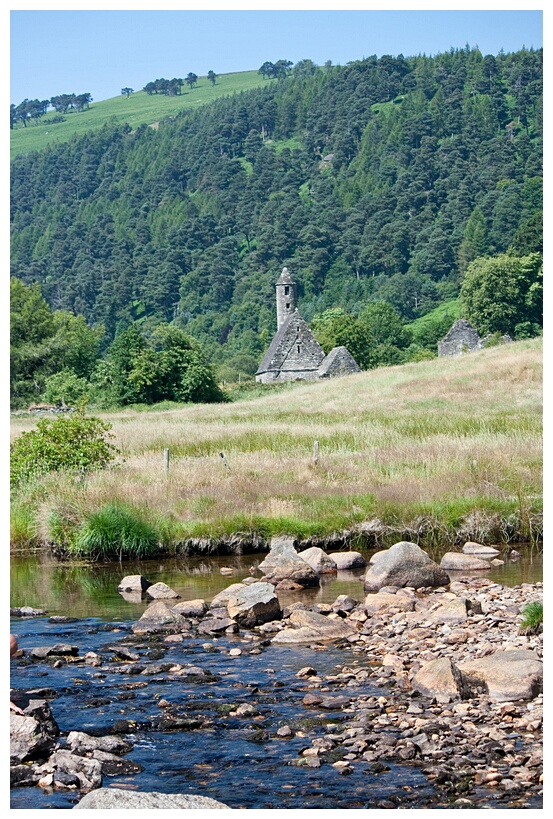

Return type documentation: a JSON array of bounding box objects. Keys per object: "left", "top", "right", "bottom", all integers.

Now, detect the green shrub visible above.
[
  {"left": 71, "top": 503, "right": 160, "bottom": 560},
  {"left": 519, "top": 600, "right": 543, "bottom": 634},
  {"left": 43, "top": 369, "right": 90, "bottom": 406},
  {"left": 10, "top": 413, "right": 119, "bottom": 489}
]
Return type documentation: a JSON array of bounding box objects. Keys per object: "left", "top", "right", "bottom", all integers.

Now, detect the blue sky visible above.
[{"left": 10, "top": 6, "right": 543, "bottom": 105}]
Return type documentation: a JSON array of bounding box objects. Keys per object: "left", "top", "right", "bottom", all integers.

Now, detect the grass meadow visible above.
[
  {"left": 10, "top": 339, "right": 542, "bottom": 554},
  {"left": 11, "top": 71, "right": 268, "bottom": 159}
]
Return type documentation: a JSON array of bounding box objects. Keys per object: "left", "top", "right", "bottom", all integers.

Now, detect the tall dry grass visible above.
[{"left": 10, "top": 339, "right": 542, "bottom": 550}]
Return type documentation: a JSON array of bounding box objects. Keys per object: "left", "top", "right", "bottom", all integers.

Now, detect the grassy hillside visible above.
[
  {"left": 407, "top": 299, "right": 462, "bottom": 335},
  {"left": 10, "top": 70, "right": 267, "bottom": 158},
  {"left": 11, "top": 339, "right": 542, "bottom": 553}
]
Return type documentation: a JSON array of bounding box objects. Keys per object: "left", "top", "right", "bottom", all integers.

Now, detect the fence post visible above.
[
  {"left": 313, "top": 440, "right": 319, "bottom": 465},
  {"left": 164, "top": 448, "right": 170, "bottom": 473}
]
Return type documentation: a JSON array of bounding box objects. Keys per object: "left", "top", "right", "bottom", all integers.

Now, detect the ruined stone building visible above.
[
  {"left": 255, "top": 268, "right": 361, "bottom": 383},
  {"left": 438, "top": 319, "right": 512, "bottom": 356}
]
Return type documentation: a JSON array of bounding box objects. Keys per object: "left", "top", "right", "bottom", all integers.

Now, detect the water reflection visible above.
[{"left": 10, "top": 543, "right": 542, "bottom": 623}]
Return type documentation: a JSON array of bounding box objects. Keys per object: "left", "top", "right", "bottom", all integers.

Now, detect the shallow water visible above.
[
  {"left": 10, "top": 543, "right": 542, "bottom": 621},
  {"left": 10, "top": 543, "right": 542, "bottom": 809},
  {"left": 10, "top": 616, "right": 436, "bottom": 810}
]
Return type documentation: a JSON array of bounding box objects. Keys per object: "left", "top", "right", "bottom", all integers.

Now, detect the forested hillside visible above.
[{"left": 10, "top": 47, "right": 542, "bottom": 404}]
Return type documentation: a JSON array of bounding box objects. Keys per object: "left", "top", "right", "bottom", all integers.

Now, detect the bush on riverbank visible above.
[{"left": 10, "top": 413, "right": 119, "bottom": 489}]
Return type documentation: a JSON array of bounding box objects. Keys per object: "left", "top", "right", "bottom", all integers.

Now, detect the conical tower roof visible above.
[{"left": 276, "top": 267, "right": 294, "bottom": 285}]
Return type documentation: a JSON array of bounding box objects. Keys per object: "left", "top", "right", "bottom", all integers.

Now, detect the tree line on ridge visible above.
[{"left": 10, "top": 46, "right": 542, "bottom": 408}]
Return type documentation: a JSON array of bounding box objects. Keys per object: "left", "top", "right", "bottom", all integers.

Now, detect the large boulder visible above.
[
  {"left": 11, "top": 762, "right": 43, "bottom": 788},
  {"left": 428, "top": 597, "right": 471, "bottom": 624},
  {"left": 297, "top": 546, "right": 337, "bottom": 574},
  {"left": 363, "top": 541, "right": 450, "bottom": 591},
  {"left": 329, "top": 551, "right": 366, "bottom": 570},
  {"left": 413, "top": 649, "right": 543, "bottom": 704},
  {"left": 47, "top": 749, "right": 103, "bottom": 790},
  {"left": 67, "top": 732, "right": 133, "bottom": 756},
  {"left": 412, "top": 657, "right": 471, "bottom": 703},
  {"left": 10, "top": 713, "right": 56, "bottom": 764},
  {"left": 440, "top": 552, "right": 492, "bottom": 571},
  {"left": 257, "top": 537, "right": 319, "bottom": 588},
  {"left": 145, "top": 582, "right": 180, "bottom": 600},
  {"left": 171, "top": 599, "right": 208, "bottom": 617},
  {"left": 226, "top": 582, "right": 282, "bottom": 628},
  {"left": 73, "top": 789, "right": 229, "bottom": 809},
  {"left": 458, "top": 649, "right": 543, "bottom": 702},
  {"left": 210, "top": 583, "right": 247, "bottom": 608},
  {"left": 23, "top": 699, "right": 60, "bottom": 737},
  {"left": 131, "top": 600, "right": 188, "bottom": 633},
  {"left": 117, "top": 575, "right": 151, "bottom": 592},
  {"left": 272, "top": 609, "right": 356, "bottom": 644}
]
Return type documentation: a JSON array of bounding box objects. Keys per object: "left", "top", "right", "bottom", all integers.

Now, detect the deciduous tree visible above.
[
  {"left": 94, "top": 324, "right": 225, "bottom": 406},
  {"left": 460, "top": 252, "right": 542, "bottom": 337}
]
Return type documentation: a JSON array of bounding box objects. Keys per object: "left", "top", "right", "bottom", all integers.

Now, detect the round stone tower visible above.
[{"left": 276, "top": 267, "right": 296, "bottom": 330}]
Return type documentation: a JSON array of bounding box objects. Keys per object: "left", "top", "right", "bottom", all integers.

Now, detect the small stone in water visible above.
[
  {"left": 229, "top": 648, "right": 242, "bottom": 657},
  {"left": 296, "top": 666, "right": 317, "bottom": 678},
  {"left": 277, "top": 725, "right": 292, "bottom": 737}
]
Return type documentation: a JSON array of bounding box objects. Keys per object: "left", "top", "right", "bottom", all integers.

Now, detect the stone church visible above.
[{"left": 255, "top": 268, "right": 361, "bottom": 383}]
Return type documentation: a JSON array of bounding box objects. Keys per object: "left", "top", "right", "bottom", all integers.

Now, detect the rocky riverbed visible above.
[{"left": 10, "top": 540, "right": 543, "bottom": 810}]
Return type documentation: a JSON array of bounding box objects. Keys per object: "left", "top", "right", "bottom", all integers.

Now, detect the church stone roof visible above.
[
  {"left": 256, "top": 310, "right": 325, "bottom": 377},
  {"left": 317, "top": 346, "right": 361, "bottom": 378}
]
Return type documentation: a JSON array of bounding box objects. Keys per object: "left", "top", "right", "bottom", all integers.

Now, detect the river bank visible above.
[{"left": 11, "top": 561, "right": 543, "bottom": 809}]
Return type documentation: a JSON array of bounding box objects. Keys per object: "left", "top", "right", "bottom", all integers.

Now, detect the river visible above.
[{"left": 10, "top": 544, "right": 542, "bottom": 809}]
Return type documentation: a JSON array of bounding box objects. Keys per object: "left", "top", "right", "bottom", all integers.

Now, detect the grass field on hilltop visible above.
[
  {"left": 10, "top": 339, "right": 543, "bottom": 555},
  {"left": 10, "top": 70, "right": 267, "bottom": 158}
]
